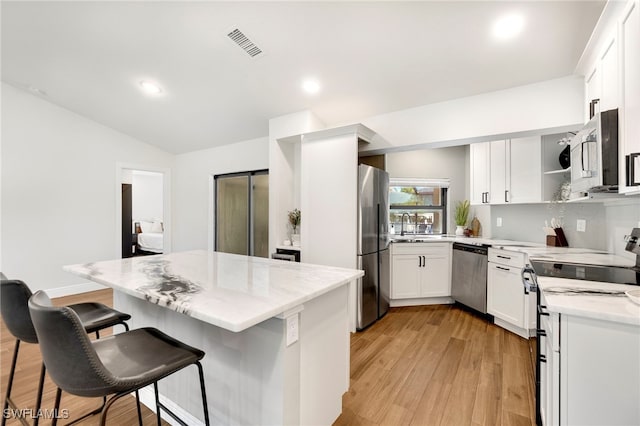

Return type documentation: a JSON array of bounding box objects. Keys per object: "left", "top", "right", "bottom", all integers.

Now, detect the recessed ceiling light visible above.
[
  {"left": 139, "top": 80, "right": 163, "bottom": 95},
  {"left": 492, "top": 13, "right": 525, "bottom": 40},
  {"left": 302, "top": 79, "right": 321, "bottom": 95}
]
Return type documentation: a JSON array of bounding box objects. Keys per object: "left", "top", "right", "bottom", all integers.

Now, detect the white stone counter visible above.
[
  {"left": 538, "top": 277, "right": 640, "bottom": 326},
  {"left": 64, "top": 249, "right": 363, "bottom": 332}
]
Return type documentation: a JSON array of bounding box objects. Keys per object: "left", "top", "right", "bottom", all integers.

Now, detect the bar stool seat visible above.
[
  {"left": 29, "top": 290, "right": 210, "bottom": 426},
  {"left": 66, "top": 302, "right": 131, "bottom": 337},
  {"left": 0, "top": 279, "right": 131, "bottom": 426}
]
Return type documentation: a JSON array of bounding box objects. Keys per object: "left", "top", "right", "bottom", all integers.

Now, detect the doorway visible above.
[
  {"left": 117, "top": 165, "right": 170, "bottom": 259},
  {"left": 214, "top": 170, "right": 268, "bottom": 257}
]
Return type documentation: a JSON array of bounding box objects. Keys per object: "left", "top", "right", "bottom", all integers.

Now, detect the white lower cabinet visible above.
[
  {"left": 539, "top": 296, "right": 640, "bottom": 426},
  {"left": 538, "top": 306, "right": 560, "bottom": 426},
  {"left": 487, "top": 248, "right": 535, "bottom": 338},
  {"left": 391, "top": 243, "right": 451, "bottom": 300},
  {"left": 560, "top": 315, "right": 640, "bottom": 425}
]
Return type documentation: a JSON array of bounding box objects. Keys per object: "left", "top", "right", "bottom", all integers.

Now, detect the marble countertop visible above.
[
  {"left": 390, "top": 235, "right": 544, "bottom": 247},
  {"left": 538, "top": 277, "right": 640, "bottom": 326},
  {"left": 64, "top": 250, "right": 363, "bottom": 332}
]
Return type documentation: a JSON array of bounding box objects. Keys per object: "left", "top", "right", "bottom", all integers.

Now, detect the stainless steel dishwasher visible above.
[{"left": 451, "top": 242, "right": 489, "bottom": 313}]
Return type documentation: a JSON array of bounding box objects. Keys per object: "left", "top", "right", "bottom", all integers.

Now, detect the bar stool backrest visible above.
[
  {"left": 28, "top": 291, "right": 116, "bottom": 397},
  {"left": 1, "top": 280, "right": 38, "bottom": 344}
]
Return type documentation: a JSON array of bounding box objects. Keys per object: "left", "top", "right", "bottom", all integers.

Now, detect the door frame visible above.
[{"left": 115, "top": 163, "right": 171, "bottom": 259}]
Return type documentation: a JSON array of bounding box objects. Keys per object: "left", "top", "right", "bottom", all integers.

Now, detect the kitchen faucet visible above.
[{"left": 400, "top": 212, "right": 411, "bottom": 236}]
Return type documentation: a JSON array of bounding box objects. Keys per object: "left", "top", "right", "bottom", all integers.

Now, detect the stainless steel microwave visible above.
[{"left": 570, "top": 109, "right": 618, "bottom": 194}]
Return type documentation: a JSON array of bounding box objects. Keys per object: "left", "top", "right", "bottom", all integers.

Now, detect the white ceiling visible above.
[{"left": 1, "top": 1, "right": 605, "bottom": 154}]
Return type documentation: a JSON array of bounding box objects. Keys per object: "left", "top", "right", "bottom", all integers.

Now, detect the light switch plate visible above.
[
  {"left": 286, "top": 313, "right": 299, "bottom": 346},
  {"left": 577, "top": 219, "right": 586, "bottom": 232},
  {"left": 496, "top": 217, "right": 503, "bottom": 227}
]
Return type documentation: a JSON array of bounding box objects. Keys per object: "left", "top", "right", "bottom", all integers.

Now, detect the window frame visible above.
[{"left": 389, "top": 178, "right": 450, "bottom": 235}]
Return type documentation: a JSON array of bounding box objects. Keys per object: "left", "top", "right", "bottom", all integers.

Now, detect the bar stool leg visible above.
[
  {"left": 196, "top": 362, "right": 210, "bottom": 426},
  {"left": 134, "top": 390, "right": 143, "bottom": 426},
  {"left": 52, "top": 387, "right": 62, "bottom": 426},
  {"left": 154, "top": 382, "right": 161, "bottom": 426},
  {"left": 32, "top": 363, "right": 46, "bottom": 426},
  {"left": 2, "top": 339, "right": 20, "bottom": 426}
]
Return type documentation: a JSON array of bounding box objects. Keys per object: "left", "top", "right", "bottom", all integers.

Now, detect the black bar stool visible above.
[
  {"left": 0, "top": 279, "right": 131, "bottom": 426},
  {"left": 28, "top": 290, "right": 210, "bottom": 426}
]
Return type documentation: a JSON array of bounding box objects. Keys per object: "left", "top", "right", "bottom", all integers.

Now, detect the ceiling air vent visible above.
[{"left": 227, "top": 29, "right": 263, "bottom": 58}]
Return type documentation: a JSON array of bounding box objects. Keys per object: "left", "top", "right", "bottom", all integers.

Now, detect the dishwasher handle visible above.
[{"left": 521, "top": 266, "right": 538, "bottom": 294}]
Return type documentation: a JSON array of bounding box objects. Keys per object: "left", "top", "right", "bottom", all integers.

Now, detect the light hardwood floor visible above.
[
  {"left": 2, "top": 290, "right": 535, "bottom": 426},
  {"left": 334, "top": 304, "right": 536, "bottom": 426}
]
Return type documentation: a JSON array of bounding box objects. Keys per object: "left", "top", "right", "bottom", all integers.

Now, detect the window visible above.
[{"left": 389, "top": 178, "right": 449, "bottom": 235}]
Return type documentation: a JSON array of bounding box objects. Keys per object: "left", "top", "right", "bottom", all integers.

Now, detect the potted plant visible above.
[
  {"left": 288, "top": 209, "right": 301, "bottom": 246},
  {"left": 454, "top": 200, "right": 470, "bottom": 236}
]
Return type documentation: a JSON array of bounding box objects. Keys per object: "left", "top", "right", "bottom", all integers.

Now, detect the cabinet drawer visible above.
[
  {"left": 392, "top": 243, "right": 450, "bottom": 256},
  {"left": 488, "top": 248, "right": 525, "bottom": 267}
]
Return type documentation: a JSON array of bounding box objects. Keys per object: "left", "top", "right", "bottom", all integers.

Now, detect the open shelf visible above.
[{"left": 544, "top": 167, "right": 571, "bottom": 175}]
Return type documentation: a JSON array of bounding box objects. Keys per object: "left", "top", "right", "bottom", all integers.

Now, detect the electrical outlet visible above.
[
  {"left": 286, "top": 314, "right": 299, "bottom": 346},
  {"left": 496, "top": 217, "right": 503, "bottom": 227},
  {"left": 577, "top": 219, "right": 586, "bottom": 232}
]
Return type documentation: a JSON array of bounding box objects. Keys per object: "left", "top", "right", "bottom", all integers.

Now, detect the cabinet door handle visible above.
[
  {"left": 422, "top": 256, "right": 426, "bottom": 268},
  {"left": 539, "top": 354, "right": 547, "bottom": 363},
  {"left": 497, "top": 255, "right": 511, "bottom": 260},
  {"left": 505, "top": 190, "right": 509, "bottom": 203},
  {"left": 496, "top": 266, "right": 510, "bottom": 271},
  {"left": 538, "top": 305, "right": 550, "bottom": 316},
  {"left": 537, "top": 329, "right": 547, "bottom": 337}
]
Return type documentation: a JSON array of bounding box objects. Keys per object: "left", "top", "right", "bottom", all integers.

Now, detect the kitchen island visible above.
[{"left": 64, "top": 250, "right": 364, "bottom": 426}]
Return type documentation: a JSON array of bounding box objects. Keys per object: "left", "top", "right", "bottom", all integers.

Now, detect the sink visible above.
[{"left": 392, "top": 235, "right": 444, "bottom": 243}]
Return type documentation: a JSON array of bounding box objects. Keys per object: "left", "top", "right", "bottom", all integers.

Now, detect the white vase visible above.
[{"left": 455, "top": 225, "right": 465, "bottom": 236}]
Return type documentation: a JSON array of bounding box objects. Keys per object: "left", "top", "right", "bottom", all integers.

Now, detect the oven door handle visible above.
[{"left": 521, "top": 266, "right": 538, "bottom": 294}]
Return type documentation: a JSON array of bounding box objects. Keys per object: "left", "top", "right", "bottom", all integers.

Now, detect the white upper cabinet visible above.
[
  {"left": 578, "top": 0, "right": 639, "bottom": 194},
  {"left": 470, "top": 142, "right": 490, "bottom": 205},
  {"left": 470, "top": 138, "right": 542, "bottom": 205},
  {"left": 584, "top": 27, "right": 618, "bottom": 120},
  {"left": 620, "top": 0, "right": 640, "bottom": 193},
  {"left": 600, "top": 37, "right": 619, "bottom": 111},
  {"left": 509, "top": 136, "right": 542, "bottom": 203},
  {"left": 489, "top": 140, "right": 508, "bottom": 204}
]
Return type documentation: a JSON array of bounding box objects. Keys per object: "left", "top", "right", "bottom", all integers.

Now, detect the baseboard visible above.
[
  {"left": 46, "top": 282, "right": 107, "bottom": 298},
  {"left": 390, "top": 296, "right": 454, "bottom": 307},
  {"left": 137, "top": 386, "right": 205, "bottom": 426}
]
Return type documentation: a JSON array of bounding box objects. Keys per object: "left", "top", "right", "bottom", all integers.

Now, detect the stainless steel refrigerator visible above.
[{"left": 357, "top": 164, "right": 390, "bottom": 330}]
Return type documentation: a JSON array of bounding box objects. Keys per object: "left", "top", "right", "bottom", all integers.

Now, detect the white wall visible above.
[
  {"left": 360, "top": 76, "right": 584, "bottom": 152},
  {"left": 385, "top": 145, "right": 467, "bottom": 234},
  {"left": 132, "top": 171, "right": 164, "bottom": 222},
  {"left": 172, "top": 137, "right": 269, "bottom": 252},
  {"left": 0, "top": 83, "right": 174, "bottom": 293}
]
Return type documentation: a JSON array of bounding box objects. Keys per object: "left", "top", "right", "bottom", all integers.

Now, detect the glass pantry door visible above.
[{"left": 215, "top": 170, "right": 268, "bottom": 257}]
